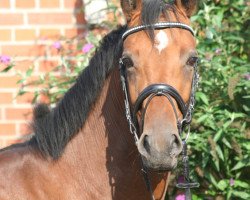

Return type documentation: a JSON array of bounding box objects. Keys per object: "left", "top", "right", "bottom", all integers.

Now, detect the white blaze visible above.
[{"left": 155, "top": 30, "right": 169, "bottom": 53}]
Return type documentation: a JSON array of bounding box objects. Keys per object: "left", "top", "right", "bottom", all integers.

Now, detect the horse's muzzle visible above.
[{"left": 137, "top": 132, "right": 182, "bottom": 171}]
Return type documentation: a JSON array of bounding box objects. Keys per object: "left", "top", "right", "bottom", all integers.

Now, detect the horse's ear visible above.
[
  {"left": 120, "top": 0, "right": 142, "bottom": 23},
  {"left": 175, "top": 0, "right": 198, "bottom": 17}
]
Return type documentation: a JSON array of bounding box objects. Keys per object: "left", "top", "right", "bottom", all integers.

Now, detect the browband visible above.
[{"left": 122, "top": 22, "right": 195, "bottom": 40}]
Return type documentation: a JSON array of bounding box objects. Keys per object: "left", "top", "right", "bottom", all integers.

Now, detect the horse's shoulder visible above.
[{"left": 0, "top": 143, "right": 42, "bottom": 175}]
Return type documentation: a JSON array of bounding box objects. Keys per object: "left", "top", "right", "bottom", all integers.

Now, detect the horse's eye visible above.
[
  {"left": 186, "top": 56, "right": 199, "bottom": 67},
  {"left": 122, "top": 57, "right": 134, "bottom": 68}
]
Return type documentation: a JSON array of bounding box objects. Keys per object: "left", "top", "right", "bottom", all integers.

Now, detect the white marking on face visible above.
[{"left": 155, "top": 30, "right": 169, "bottom": 53}]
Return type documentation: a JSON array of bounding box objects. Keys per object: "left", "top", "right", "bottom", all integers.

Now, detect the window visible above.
[{"left": 83, "top": 0, "right": 108, "bottom": 24}]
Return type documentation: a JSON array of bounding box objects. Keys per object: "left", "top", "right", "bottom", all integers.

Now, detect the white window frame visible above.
[{"left": 83, "top": 0, "right": 108, "bottom": 24}]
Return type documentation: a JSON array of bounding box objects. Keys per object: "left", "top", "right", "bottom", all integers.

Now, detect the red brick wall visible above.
[{"left": 0, "top": 0, "right": 85, "bottom": 148}]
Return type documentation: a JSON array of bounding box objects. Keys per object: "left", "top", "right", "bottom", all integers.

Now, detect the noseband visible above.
[{"left": 119, "top": 22, "right": 200, "bottom": 200}]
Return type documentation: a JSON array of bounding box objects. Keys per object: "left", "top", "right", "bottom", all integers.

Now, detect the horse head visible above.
[{"left": 120, "top": 0, "right": 198, "bottom": 172}]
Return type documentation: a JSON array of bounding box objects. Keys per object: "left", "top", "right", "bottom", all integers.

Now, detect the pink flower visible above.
[
  {"left": 82, "top": 43, "right": 94, "bottom": 53},
  {"left": 243, "top": 73, "right": 250, "bottom": 81},
  {"left": 215, "top": 48, "right": 222, "bottom": 55},
  {"left": 230, "top": 178, "right": 234, "bottom": 186},
  {"left": 52, "top": 41, "right": 62, "bottom": 50},
  {"left": 0, "top": 55, "right": 11, "bottom": 64},
  {"left": 176, "top": 194, "right": 185, "bottom": 200}
]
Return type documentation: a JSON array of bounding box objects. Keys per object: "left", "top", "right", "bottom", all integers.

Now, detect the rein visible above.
[{"left": 119, "top": 22, "right": 199, "bottom": 200}]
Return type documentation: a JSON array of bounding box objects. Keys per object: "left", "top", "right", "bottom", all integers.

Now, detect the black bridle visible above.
[{"left": 119, "top": 22, "right": 200, "bottom": 200}]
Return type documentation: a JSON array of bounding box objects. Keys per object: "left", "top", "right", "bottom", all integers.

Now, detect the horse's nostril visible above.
[
  {"left": 171, "top": 134, "right": 180, "bottom": 145},
  {"left": 170, "top": 134, "right": 182, "bottom": 156},
  {"left": 143, "top": 135, "right": 151, "bottom": 154}
]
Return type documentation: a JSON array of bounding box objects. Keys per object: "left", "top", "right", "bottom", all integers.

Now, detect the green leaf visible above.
[
  {"left": 191, "top": 194, "right": 203, "bottom": 200},
  {"left": 222, "top": 138, "right": 232, "bottom": 149},
  {"left": 243, "top": 105, "right": 250, "bottom": 112},
  {"left": 217, "top": 179, "right": 228, "bottom": 191},
  {"left": 214, "top": 129, "right": 223, "bottom": 142},
  {"left": 224, "top": 36, "right": 244, "bottom": 43},
  {"left": 232, "top": 191, "right": 250, "bottom": 199},
  {"left": 26, "top": 67, "right": 33, "bottom": 77},
  {"left": 0, "top": 65, "right": 13, "bottom": 73},
  {"left": 197, "top": 115, "right": 208, "bottom": 123},
  {"left": 214, "top": 159, "right": 220, "bottom": 172},
  {"left": 242, "top": 141, "right": 250, "bottom": 151},
  {"left": 216, "top": 145, "right": 224, "bottom": 161},
  {"left": 223, "top": 120, "right": 232, "bottom": 129},
  {"left": 196, "top": 92, "right": 209, "bottom": 105},
  {"left": 17, "top": 89, "right": 26, "bottom": 96},
  {"left": 231, "top": 112, "right": 246, "bottom": 120},
  {"left": 191, "top": 15, "right": 199, "bottom": 22},
  {"left": 226, "top": 190, "right": 233, "bottom": 200},
  {"left": 234, "top": 180, "right": 250, "bottom": 189},
  {"left": 232, "top": 158, "right": 250, "bottom": 171},
  {"left": 16, "top": 78, "right": 25, "bottom": 84},
  {"left": 207, "top": 173, "right": 218, "bottom": 188}
]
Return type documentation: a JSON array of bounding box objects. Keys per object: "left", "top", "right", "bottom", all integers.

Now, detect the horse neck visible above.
[
  {"left": 60, "top": 67, "right": 137, "bottom": 173},
  {"left": 58, "top": 68, "right": 169, "bottom": 199}
]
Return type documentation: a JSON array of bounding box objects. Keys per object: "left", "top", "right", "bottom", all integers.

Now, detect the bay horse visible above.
[{"left": 0, "top": 0, "right": 199, "bottom": 199}]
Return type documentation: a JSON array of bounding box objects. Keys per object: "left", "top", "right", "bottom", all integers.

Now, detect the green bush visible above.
[{"left": 187, "top": 0, "right": 250, "bottom": 199}]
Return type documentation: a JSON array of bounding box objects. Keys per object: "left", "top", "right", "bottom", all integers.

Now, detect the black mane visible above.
[
  {"left": 31, "top": 26, "right": 126, "bottom": 159},
  {"left": 30, "top": 0, "right": 176, "bottom": 159}
]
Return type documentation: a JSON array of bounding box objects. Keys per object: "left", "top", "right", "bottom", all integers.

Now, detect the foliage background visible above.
[
  {"left": 1, "top": 0, "right": 249, "bottom": 199},
  {"left": 186, "top": 0, "right": 250, "bottom": 199}
]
